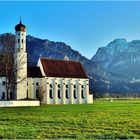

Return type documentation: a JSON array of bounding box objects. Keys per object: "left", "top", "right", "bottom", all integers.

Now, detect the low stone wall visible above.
[{"left": 0, "top": 100, "right": 40, "bottom": 107}]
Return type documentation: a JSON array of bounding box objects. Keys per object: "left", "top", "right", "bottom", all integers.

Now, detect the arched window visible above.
[
  {"left": 2, "top": 92, "right": 5, "bottom": 100},
  {"left": 58, "top": 84, "right": 61, "bottom": 88},
  {"left": 50, "top": 84, "right": 52, "bottom": 88},
  {"left": 66, "top": 89, "right": 69, "bottom": 98},
  {"left": 58, "top": 89, "right": 61, "bottom": 99},
  {"left": 18, "top": 39, "right": 20, "bottom": 43},
  {"left": 49, "top": 89, "right": 53, "bottom": 99},
  {"left": 36, "top": 82, "right": 39, "bottom": 87},
  {"left": 10, "top": 92, "right": 13, "bottom": 99},
  {"left": 27, "top": 90, "right": 28, "bottom": 99},
  {"left": 81, "top": 90, "right": 84, "bottom": 99},
  {"left": 36, "top": 89, "right": 39, "bottom": 99},
  {"left": 22, "top": 39, "right": 23, "bottom": 43},
  {"left": 66, "top": 84, "right": 68, "bottom": 88},
  {"left": 74, "top": 90, "right": 77, "bottom": 99},
  {"left": 74, "top": 85, "right": 76, "bottom": 88},
  {"left": 2, "top": 81, "right": 6, "bottom": 85}
]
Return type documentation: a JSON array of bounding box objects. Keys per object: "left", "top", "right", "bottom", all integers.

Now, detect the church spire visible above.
[
  {"left": 15, "top": 17, "right": 26, "bottom": 32},
  {"left": 20, "top": 16, "right": 22, "bottom": 24}
]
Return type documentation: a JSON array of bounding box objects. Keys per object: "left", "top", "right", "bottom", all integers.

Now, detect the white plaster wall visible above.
[
  {"left": 15, "top": 30, "right": 27, "bottom": 99},
  {"left": 27, "top": 78, "right": 42, "bottom": 99},
  {"left": 41, "top": 77, "right": 93, "bottom": 104},
  {"left": 26, "top": 77, "right": 93, "bottom": 104}
]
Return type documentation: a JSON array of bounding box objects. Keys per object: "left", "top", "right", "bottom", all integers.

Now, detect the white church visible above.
[{"left": 0, "top": 20, "right": 93, "bottom": 106}]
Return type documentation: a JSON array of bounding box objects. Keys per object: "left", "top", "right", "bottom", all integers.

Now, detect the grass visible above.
[{"left": 0, "top": 99, "right": 140, "bottom": 139}]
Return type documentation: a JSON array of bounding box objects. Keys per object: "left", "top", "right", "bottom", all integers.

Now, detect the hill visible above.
[{"left": 1, "top": 33, "right": 140, "bottom": 97}]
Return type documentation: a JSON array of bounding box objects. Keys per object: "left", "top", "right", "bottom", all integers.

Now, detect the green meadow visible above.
[{"left": 0, "top": 99, "right": 140, "bottom": 139}]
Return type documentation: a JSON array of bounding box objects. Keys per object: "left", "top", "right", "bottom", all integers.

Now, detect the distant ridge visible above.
[{"left": 1, "top": 33, "right": 140, "bottom": 97}]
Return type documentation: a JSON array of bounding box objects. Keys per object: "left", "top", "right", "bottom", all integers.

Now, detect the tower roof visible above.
[{"left": 15, "top": 18, "right": 26, "bottom": 32}]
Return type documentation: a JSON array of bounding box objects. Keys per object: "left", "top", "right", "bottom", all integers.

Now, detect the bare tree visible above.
[
  {"left": 0, "top": 45, "right": 26, "bottom": 100},
  {"left": 36, "top": 84, "right": 45, "bottom": 102}
]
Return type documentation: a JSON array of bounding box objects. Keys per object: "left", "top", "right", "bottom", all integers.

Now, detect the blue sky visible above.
[{"left": 1, "top": 1, "right": 140, "bottom": 59}]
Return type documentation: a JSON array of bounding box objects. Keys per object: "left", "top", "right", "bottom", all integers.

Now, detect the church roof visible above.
[
  {"left": 15, "top": 19, "right": 26, "bottom": 32},
  {"left": 40, "top": 58, "right": 88, "bottom": 79},
  {"left": 27, "top": 66, "right": 43, "bottom": 78}
]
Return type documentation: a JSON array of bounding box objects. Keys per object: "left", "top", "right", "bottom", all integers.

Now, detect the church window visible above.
[
  {"left": 2, "top": 81, "right": 6, "bottom": 85},
  {"left": 74, "top": 85, "right": 76, "bottom": 88},
  {"left": 10, "top": 92, "right": 13, "bottom": 100},
  {"left": 58, "top": 89, "right": 61, "bottom": 99},
  {"left": 74, "top": 90, "right": 77, "bottom": 99},
  {"left": 27, "top": 90, "right": 28, "bottom": 99},
  {"left": 81, "top": 90, "right": 84, "bottom": 99},
  {"left": 49, "top": 89, "right": 53, "bottom": 99},
  {"left": 18, "top": 39, "right": 20, "bottom": 43},
  {"left": 2, "top": 92, "right": 5, "bottom": 99},
  {"left": 81, "top": 85, "right": 84, "bottom": 88},
  {"left": 50, "top": 84, "right": 52, "bottom": 88},
  {"left": 66, "top": 84, "right": 68, "bottom": 88},
  {"left": 58, "top": 84, "right": 60, "bottom": 88},
  {"left": 36, "top": 82, "right": 39, "bottom": 86},
  {"left": 66, "top": 89, "right": 69, "bottom": 98},
  {"left": 22, "top": 39, "right": 23, "bottom": 43},
  {"left": 36, "top": 89, "right": 39, "bottom": 99}
]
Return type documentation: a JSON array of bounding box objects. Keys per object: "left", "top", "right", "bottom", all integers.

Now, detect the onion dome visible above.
[{"left": 15, "top": 18, "right": 26, "bottom": 32}]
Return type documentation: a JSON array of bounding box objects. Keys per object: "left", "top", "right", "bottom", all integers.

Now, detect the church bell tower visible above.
[{"left": 15, "top": 18, "right": 27, "bottom": 99}]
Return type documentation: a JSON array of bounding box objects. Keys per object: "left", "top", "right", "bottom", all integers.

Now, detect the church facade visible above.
[{"left": 0, "top": 20, "right": 93, "bottom": 104}]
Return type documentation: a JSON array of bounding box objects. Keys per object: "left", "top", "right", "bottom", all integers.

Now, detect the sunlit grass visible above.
[{"left": 0, "top": 99, "right": 139, "bottom": 139}]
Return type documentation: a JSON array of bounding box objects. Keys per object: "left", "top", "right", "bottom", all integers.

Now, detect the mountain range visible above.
[{"left": 0, "top": 33, "right": 140, "bottom": 97}]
